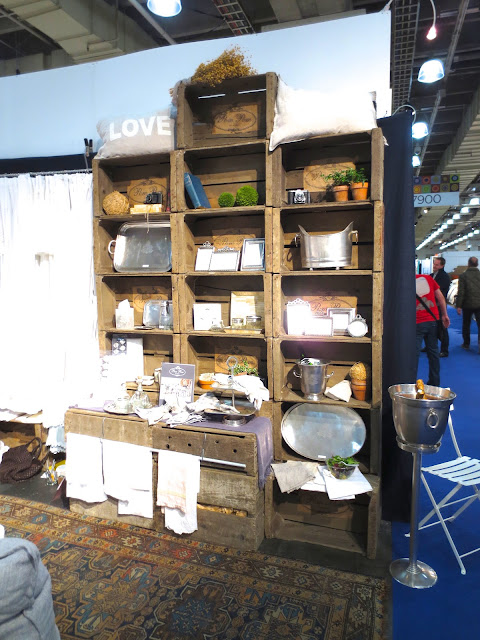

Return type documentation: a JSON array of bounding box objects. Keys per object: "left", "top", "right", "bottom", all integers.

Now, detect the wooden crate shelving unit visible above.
[{"left": 90, "top": 74, "right": 384, "bottom": 556}]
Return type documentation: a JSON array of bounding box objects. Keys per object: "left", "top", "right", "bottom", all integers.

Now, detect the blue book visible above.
[{"left": 184, "top": 173, "right": 211, "bottom": 209}]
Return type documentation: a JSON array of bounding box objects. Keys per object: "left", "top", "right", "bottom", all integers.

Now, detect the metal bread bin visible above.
[
  {"left": 296, "top": 222, "right": 358, "bottom": 269},
  {"left": 107, "top": 221, "right": 172, "bottom": 273}
]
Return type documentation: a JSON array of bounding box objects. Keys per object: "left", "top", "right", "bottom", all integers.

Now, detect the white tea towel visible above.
[
  {"left": 135, "top": 405, "right": 171, "bottom": 425},
  {"left": 324, "top": 380, "right": 352, "bottom": 403},
  {"left": 157, "top": 450, "right": 200, "bottom": 534},
  {"left": 272, "top": 461, "right": 318, "bottom": 493},
  {"left": 0, "top": 441, "right": 10, "bottom": 465},
  {"left": 66, "top": 433, "right": 107, "bottom": 503},
  {"left": 103, "top": 440, "right": 153, "bottom": 518},
  {"left": 300, "top": 466, "right": 326, "bottom": 492},
  {"left": 46, "top": 424, "right": 66, "bottom": 453},
  {"left": 323, "top": 466, "right": 372, "bottom": 500},
  {"left": 213, "top": 374, "right": 269, "bottom": 410}
]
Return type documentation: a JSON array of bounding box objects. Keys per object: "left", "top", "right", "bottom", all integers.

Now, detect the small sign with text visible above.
[{"left": 413, "top": 174, "right": 460, "bottom": 207}]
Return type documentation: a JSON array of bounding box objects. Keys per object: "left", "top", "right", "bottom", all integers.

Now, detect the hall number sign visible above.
[{"left": 413, "top": 174, "right": 460, "bottom": 208}]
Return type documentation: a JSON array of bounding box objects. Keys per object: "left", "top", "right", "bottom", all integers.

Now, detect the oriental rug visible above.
[{"left": 0, "top": 496, "right": 389, "bottom": 640}]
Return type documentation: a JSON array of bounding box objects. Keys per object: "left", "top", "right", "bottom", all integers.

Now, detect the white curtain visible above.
[{"left": 0, "top": 173, "right": 98, "bottom": 428}]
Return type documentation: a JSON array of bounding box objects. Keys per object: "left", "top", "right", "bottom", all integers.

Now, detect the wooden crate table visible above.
[{"left": 64, "top": 408, "right": 272, "bottom": 550}]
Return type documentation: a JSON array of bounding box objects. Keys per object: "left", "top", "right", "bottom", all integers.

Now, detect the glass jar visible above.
[
  {"left": 245, "top": 315, "right": 262, "bottom": 331},
  {"left": 130, "top": 378, "right": 152, "bottom": 411},
  {"left": 231, "top": 317, "right": 245, "bottom": 329}
]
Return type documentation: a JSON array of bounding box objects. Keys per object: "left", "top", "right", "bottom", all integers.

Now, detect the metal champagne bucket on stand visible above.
[{"left": 388, "top": 383, "right": 456, "bottom": 588}]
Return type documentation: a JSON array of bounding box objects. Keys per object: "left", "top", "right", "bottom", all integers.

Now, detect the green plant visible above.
[
  {"left": 218, "top": 192, "right": 235, "bottom": 207},
  {"left": 235, "top": 185, "right": 259, "bottom": 206},
  {"left": 322, "top": 170, "right": 351, "bottom": 187},
  {"left": 349, "top": 168, "right": 368, "bottom": 185},
  {"left": 327, "top": 454, "right": 359, "bottom": 466},
  {"left": 233, "top": 358, "right": 259, "bottom": 376}
]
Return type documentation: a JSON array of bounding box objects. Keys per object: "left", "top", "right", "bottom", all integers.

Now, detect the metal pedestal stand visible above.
[
  {"left": 390, "top": 438, "right": 440, "bottom": 589},
  {"left": 223, "top": 356, "right": 246, "bottom": 427}
]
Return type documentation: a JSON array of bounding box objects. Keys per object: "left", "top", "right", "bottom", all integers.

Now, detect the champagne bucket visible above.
[
  {"left": 295, "top": 222, "right": 358, "bottom": 269},
  {"left": 388, "top": 384, "right": 456, "bottom": 447},
  {"left": 294, "top": 358, "right": 334, "bottom": 400}
]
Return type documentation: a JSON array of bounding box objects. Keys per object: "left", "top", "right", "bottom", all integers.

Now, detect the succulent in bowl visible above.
[{"left": 326, "top": 455, "right": 359, "bottom": 480}]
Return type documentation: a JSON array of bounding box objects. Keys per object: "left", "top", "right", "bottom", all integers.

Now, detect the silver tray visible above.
[
  {"left": 108, "top": 221, "right": 172, "bottom": 272},
  {"left": 103, "top": 402, "right": 135, "bottom": 415},
  {"left": 281, "top": 403, "right": 366, "bottom": 461}
]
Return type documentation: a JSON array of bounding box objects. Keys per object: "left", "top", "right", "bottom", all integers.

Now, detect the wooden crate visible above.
[
  {"left": 268, "top": 128, "right": 384, "bottom": 207},
  {"left": 98, "top": 331, "right": 181, "bottom": 379},
  {"left": 177, "top": 208, "right": 272, "bottom": 273},
  {"left": 180, "top": 333, "right": 273, "bottom": 398},
  {"left": 93, "top": 152, "right": 173, "bottom": 216},
  {"left": 272, "top": 204, "right": 375, "bottom": 272},
  {"left": 176, "top": 73, "right": 277, "bottom": 149},
  {"left": 171, "top": 142, "right": 268, "bottom": 212},
  {"left": 264, "top": 472, "right": 380, "bottom": 558},
  {"left": 177, "top": 273, "right": 272, "bottom": 336},
  {"left": 272, "top": 337, "right": 381, "bottom": 407},
  {"left": 271, "top": 401, "right": 381, "bottom": 474},
  {"left": 96, "top": 274, "right": 179, "bottom": 333},
  {"left": 93, "top": 213, "right": 179, "bottom": 274},
  {"left": 272, "top": 272, "right": 383, "bottom": 340}
]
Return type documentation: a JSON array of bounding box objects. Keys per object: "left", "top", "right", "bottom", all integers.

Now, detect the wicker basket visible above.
[{"left": 102, "top": 191, "right": 130, "bottom": 216}]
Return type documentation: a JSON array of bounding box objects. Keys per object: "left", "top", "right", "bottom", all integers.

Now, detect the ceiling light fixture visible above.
[
  {"left": 412, "top": 122, "right": 429, "bottom": 139},
  {"left": 412, "top": 155, "right": 421, "bottom": 167},
  {"left": 470, "top": 197, "right": 480, "bottom": 205},
  {"left": 147, "top": 0, "right": 182, "bottom": 17},
  {"left": 453, "top": 213, "right": 460, "bottom": 220},
  {"left": 461, "top": 206, "right": 470, "bottom": 213},
  {"left": 426, "top": 0, "right": 437, "bottom": 40},
  {"left": 418, "top": 59, "right": 445, "bottom": 83}
]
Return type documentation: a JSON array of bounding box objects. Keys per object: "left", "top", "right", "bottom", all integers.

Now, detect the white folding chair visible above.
[{"left": 415, "top": 412, "right": 480, "bottom": 574}]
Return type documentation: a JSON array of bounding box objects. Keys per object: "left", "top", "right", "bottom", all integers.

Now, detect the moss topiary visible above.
[
  {"left": 235, "top": 185, "right": 259, "bottom": 207},
  {"left": 218, "top": 192, "right": 235, "bottom": 208}
]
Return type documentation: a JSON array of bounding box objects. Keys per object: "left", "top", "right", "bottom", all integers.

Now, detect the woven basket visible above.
[{"left": 102, "top": 191, "right": 130, "bottom": 215}]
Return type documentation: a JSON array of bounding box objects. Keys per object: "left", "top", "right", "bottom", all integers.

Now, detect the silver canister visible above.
[{"left": 293, "top": 358, "right": 334, "bottom": 400}]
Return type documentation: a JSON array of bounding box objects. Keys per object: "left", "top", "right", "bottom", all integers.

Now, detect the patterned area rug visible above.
[{"left": 0, "top": 496, "right": 388, "bottom": 639}]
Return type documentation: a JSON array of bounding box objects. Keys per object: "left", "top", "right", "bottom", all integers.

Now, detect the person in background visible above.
[
  {"left": 416, "top": 273, "right": 450, "bottom": 387},
  {"left": 456, "top": 256, "right": 480, "bottom": 353},
  {"left": 431, "top": 256, "right": 451, "bottom": 357}
]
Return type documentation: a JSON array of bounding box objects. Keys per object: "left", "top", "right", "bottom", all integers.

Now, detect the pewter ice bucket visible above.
[
  {"left": 388, "top": 384, "right": 456, "bottom": 448},
  {"left": 296, "top": 222, "right": 358, "bottom": 269},
  {"left": 294, "top": 358, "right": 334, "bottom": 401}
]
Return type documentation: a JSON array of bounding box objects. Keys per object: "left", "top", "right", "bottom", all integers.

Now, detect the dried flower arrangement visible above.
[{"left": 190, "top": 46, "right": 256, "bottom": 87}]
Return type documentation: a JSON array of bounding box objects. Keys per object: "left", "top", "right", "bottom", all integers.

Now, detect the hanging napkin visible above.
[
  {"left": 271, "top": 461, "right": 318, "bottom": 493},
  {"left": 157, "top": 450, "right": 200, "bottom": 534},
  {"left": 66, "top": 433, "right": 107, "bottom": 503},
  {"left": 324, "top": 380, "right": 352, "bottom": 402},
  {"left": 323, "top": 466, "right": 372, "bottom": 500}
]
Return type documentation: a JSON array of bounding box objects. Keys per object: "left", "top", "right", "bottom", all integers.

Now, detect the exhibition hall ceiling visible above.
[{"left": 0, "top": 0, "right": 479, "bottom": 251}]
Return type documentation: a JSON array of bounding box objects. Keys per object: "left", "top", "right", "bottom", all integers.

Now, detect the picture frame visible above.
[
  {"left": 286, "top": 298, "right": 312, "bottom": 335},
  {"left": 327, "top": 307, "right": 356, "bottom": 334},
  {"left": 240, "top": 238, "right": 265, "bottom": 271},
  {"left": 209, "top": 247, "right": 240, "bottom": 272},
  {"left": 305, "top": 315, "right": 334, "bottom": 336},
  {"left": 195, "top": 242, "right": 214, "bottom": 271}
]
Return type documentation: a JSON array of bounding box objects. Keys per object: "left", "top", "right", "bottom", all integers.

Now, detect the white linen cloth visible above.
[
  {"left": 45, "top": 425, "right": 66, "bottom": 454},
  {"left": 213, "top": 374, "right": 269, "bottom": 410},
  {"left": 65, "top": 433, "right": 107, "bottom": 503},
  {"left": 102, "top": 440, "right": 153, "bottom": 518},
  {"left": 300, "top": 466, "right": 355, "bottom": 500},
  {"left": 323, "top": 466, "right": 372, "bottom": 500},
  {"left": 156, "top": 450, "right": 200, "bottom": 534},
  {"left": 272, "top": 461, "right": 318, "bottom": 493},
  {"left": 0, "top": 441, "right": 10, "bottom": 465},
  {"left": 324, "top": 380, "right": 352, "bottom": 403}
]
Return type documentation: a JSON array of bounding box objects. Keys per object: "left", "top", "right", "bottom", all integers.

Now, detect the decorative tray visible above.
[{"left": 103, "top": 403, "right": 135, "bottom": 416}]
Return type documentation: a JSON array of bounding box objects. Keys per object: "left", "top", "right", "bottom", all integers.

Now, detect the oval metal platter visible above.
[{"left": 281, "top": 403, "right": 366, "bottom": 461}]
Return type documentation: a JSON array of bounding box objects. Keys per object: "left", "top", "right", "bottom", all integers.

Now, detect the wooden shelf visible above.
[{"left": 278, "top": 200, "right": 373, "bottom": 212}]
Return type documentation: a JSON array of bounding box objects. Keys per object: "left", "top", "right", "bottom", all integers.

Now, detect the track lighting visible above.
[
  {"left": 418, "top": 59, "right": 445, "bottom": 83},
  {"left": 461, "top": 206, "right": 470, "bottom": 213},
  {"left": 470, "top": 197, "right": 480, "bottom": 205},
  {"left": 147, "top": 0, "right": 182, "bottom": 17},
  {"left": 426, "top": 0, "right": 437, "bottom": 40},
  {"left": 412, "top": 122, "right": 429, "bottom": 139}
]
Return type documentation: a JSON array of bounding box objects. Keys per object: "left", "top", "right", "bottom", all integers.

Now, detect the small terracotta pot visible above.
[
  {"left": 333, "top": 185, "right": 349, "bottom": 202},
  {"left": 350, "top": 379, "right": 367, "bottom": 401},
  {"left": 351, "top": 182, "right": 369, "bottom": 201}
]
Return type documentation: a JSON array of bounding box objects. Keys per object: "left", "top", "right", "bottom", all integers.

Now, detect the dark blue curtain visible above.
[{"left": 378, "top": 111, "right": 416, "bottom": 521}]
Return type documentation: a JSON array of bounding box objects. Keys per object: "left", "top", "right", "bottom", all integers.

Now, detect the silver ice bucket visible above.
[
  {"left": 294, "top": 358, "right": 334, "bottom": 400},
  {"left": 296, "top": 222, "right": 358, "bottom": 269},
  {"left": 388, "top": 383, "right": 456, "bottom": 448}
]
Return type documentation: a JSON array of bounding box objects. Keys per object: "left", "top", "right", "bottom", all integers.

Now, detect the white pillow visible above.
[
  {"left": 96, "top": 108, "right": 175, "bottom": 159},
  {"left": 269, "top": 79, "right": 377, "bottom": 151}
]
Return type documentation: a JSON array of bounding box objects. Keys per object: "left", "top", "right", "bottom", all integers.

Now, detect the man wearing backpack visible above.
[{"left": 456, "top": 256, "right": 480, "bottom": 353}]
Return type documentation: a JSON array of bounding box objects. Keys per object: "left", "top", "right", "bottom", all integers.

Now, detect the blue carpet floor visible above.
[{"left": 392, "top": 306, "right": 479, "bottom": 639}]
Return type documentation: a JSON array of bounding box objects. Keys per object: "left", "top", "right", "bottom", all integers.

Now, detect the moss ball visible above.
[
  {"left": 235, "top": 185, "right": 259, "bottom": 207},
  {"left": 218, "top": 192, "right": 235, "bottom": 208}
]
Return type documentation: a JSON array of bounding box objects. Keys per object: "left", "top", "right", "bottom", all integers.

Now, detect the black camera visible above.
[
  {"left": 145, "top": 191, "right": 163, "bottom": 205},
  {"left": 288, "top": 189, "right": 310, "bottom": 204}
]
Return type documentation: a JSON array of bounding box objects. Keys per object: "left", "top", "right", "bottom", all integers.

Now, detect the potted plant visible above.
[
  {"left": 349, "top": 168, "right": 369, "bottom": 201},
  {"left": 322, "top": 170, "right": 351, "bottom": 202},
  {"left": 349, "top": 361, "right": 370, "bottom": 401}
]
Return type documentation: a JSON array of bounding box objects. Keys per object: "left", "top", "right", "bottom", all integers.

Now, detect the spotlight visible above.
[
  {"left": 453, "top": 214, "right": 460, "bottom": 220},
  {"left": 447, "top": 219, "right": 454, "bottom": 224},
  {"left": 412, "top": 122, "right": 429, "bottom": 139},
  {"left": 470, "top": 197, "right": 480, "bottom": 205},
  {"left": 147, "top": 0, "right": 182, "bottom": 17},
  {"left": 460, "top": 206, "right": 470, "bottom": 213},
  {"left": 412, "top": 155, "right": 421, "bottom": 167},
  {"left": 418, "top": 59, "right": 445, "bottom": 83},
  {"left": 426, "top": 0, "right": 438, "bottom": 40}
]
